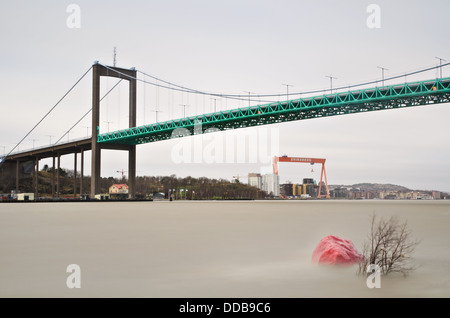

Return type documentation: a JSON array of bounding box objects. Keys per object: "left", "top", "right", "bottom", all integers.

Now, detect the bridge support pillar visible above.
[
  {"left": 34, "top": 157, "right": 39, "bottom": 200},
  {"left": 16, "top": 160, "right": 19, "bottom": 192},
  {"left": 128, "top": 69, "right": 137, "bottom": 199},
  {"left": 80, "top": 149, "right": 84, "bottom": 196},
  {"left": 73, "top": 152, "right": 77, "bottom": 198},
  {"left": 91, "top": 63, "right": 101, "bottom": 199},
  {"left": 90, "top": 62, "right": 137, "bottom": 199},
  {"left": 128, "top": 145, "right": 136, "bottom": 199},
  {"left": 57, "top": 153, "right": 60, "bottom": 198},
  {"left": 91, "top": 145, "right": 101, "bottom": 198},
  {"left": 52, "top": 156, "right": 55, "bottom": 198}
]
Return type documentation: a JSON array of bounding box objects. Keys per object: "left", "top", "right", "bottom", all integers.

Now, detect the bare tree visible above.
[{"left": 358, "top": 214, "right": 420, "bottom": 276}]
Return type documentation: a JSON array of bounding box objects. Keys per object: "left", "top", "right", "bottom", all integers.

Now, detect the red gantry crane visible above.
[{"left": 273, "top": 155, "right": 330, "bottom": 199}]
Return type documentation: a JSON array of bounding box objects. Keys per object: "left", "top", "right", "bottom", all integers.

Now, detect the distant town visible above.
[{"left": 245, "top": 172, "right": 448, "bottom": 200}]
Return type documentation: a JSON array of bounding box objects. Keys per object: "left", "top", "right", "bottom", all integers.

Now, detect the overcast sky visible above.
[{"left": 1, "top": 0, "right": 449, "bottom": 191}]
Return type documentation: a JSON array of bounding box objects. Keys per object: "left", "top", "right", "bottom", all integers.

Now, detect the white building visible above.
[
  {"left": 262, "top": 173, "right": 280, "bottom": 197},
  {"left": 109, "top": 184, "right": 129, "bottom": 194},
  {"left": 248, "top": 173, "right": 262, "bottom": 189},
  {"left": 17, "top": 193, "right": 34, "bottom": 201}
]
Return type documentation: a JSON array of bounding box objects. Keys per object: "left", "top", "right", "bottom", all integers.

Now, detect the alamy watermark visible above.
[
  {"left": 366, "top": 264, "right": 381, "bottom": 288},
  {"left": 66, "top": 264, "right": 81, "bottom": 288},
  {"left": 170, "top": 120, "right": 279, "bottom": 169},
  {"left": 366, "top": 4, "right": 381, "bottom": 29},
  {"left": 66, "top": 4, "right": 81, "bottom": 29}
]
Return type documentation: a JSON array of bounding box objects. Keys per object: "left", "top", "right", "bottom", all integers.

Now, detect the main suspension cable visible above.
[{"left": 137, "top": 63, "right": 450, "bottom": 98}]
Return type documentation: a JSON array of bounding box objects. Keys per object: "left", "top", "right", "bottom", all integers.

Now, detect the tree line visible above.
[{"left": 134, "top": 175, "right": 267, "bottom": 200}]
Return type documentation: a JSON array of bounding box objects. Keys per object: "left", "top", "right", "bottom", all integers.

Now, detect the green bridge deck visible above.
[{"left": 98, "top": 77, "right": 450, "bottom": 145}]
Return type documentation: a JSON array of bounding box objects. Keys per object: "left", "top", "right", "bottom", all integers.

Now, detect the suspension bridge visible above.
[{"left": 1, "top": 61, "right": 450, "bottom": 199}]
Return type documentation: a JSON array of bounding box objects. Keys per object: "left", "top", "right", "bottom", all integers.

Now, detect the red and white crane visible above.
[{"left": 273, "top": 155, "right": 330, "bottom": 198}]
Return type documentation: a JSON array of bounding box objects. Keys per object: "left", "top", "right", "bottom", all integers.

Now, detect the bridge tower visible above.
[{"left": 91, "top": 62, "right": 137, "bottom": 199}]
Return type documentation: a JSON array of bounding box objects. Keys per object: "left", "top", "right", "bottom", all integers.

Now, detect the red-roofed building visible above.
[{"left": 109, "top": 184, "right": 129, "bottom": 194}]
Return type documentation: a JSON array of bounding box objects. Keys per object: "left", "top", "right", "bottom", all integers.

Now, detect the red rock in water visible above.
[{"left": 312, "top": 235, "right": 363, "bottom": 265}]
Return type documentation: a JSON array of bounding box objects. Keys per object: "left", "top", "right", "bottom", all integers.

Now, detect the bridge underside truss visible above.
[{"left": 98, "top": 78, "right": 450, "bottom": 146}]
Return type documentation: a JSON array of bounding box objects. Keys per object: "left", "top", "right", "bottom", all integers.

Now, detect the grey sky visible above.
[{"left": 1, "top": 0, "right": 449, "bottom": 191}]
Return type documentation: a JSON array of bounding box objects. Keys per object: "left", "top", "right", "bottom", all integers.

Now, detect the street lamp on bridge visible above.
[
  {"left": 325, "top": 75, "right": 337, "bottom": 94},
  {"left": 179, "top": 104, "right": 189, "bottom": 118},
  {"left": 30, "top": 139, "right": 38, "bottom": 149},
  {"left": 281, "top": 84, "right": 293, "bottom": 100},
  {"left": 46, "top": 135, "right": 55, "bottom": 146},
  {"left": 436, "top": 57, "right": 446, "bottom": 79},
  {"left": 377, "top": 66, "right": 389, "bottom": 86},
  {"left": 210, "top": 98, "right": 218, "bottom": 113},
  {"left": 151, "top": 109, "right": 162, "bottom": 122},
  {"left": 83, "top": 126, "right": 90, "bottom": 137},
  {"left": 243, "top": 91, "right": 254, "bottom": 107},
  {"left": 103, "top": 121, "right": 113, "bottom": 133}
]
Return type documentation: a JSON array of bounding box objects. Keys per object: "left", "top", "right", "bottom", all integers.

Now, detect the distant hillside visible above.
[{"left": 329, "top": 183, "right": 411, "bottom": 192}]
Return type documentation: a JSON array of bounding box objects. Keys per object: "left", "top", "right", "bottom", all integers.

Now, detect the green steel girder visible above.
[{"left": 98, "top": 77, "right": 450, "bottom": 145}]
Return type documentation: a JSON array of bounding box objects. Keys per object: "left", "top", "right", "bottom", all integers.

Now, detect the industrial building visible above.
[
  {"left": 280, "top": 183, "right": 293, "bottom": 197},
  {"left": 279, "top": 178, "right": 328, "bottom": 199},
  {"left": 332, "top": 187, "right": 349, "bottom": 198}
]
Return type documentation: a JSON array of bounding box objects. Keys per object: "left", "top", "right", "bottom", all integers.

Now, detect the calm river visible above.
[{"left": 1, "top": 200, "right": 449, "bottom": 297}]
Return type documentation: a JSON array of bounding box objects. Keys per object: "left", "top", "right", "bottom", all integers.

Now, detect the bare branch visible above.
[{"left": 358, "top": 214, "right": 419, "bottom": 276}]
